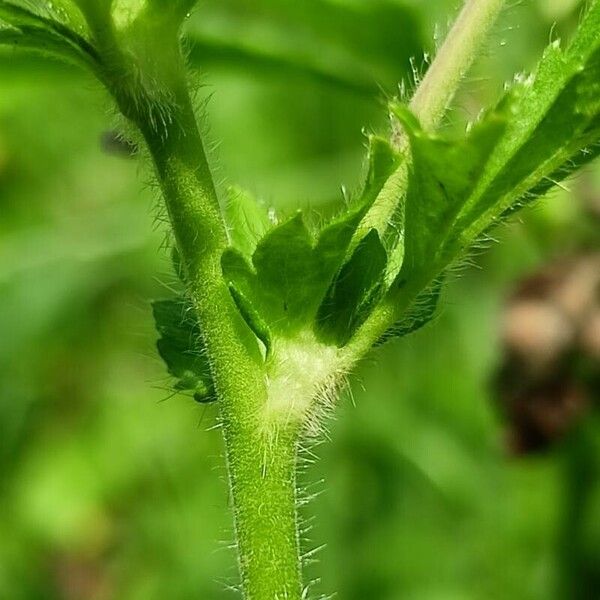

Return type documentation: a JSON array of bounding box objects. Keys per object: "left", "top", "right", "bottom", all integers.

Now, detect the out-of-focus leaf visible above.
[
  {"left": 152, "top": 297, "right": 215, "bottom": 403},
  {"left": 185, "top": 35, "right": 378, "bottom": 97},
  {"left": 184, "top": 0, "right": 423, "bottom": 92}
]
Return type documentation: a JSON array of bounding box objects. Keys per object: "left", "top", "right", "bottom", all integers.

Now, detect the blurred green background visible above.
[{"left": 0, "top": 1, "right": 599, "bottom": 598}]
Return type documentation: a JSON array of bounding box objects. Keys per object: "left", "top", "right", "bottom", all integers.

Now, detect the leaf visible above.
[
  {"left": 252, "top": 211, "right": 318, "bottom": 321},
  {"left": 224, "top": 185, "right": 271, "bottom": 258},
  {"left": 449, "top": 1, "right": 600, "bottom": 252},
  {"left": 222, "top": 213, "right": 315, "bottom": 336},
  {"left": 361, "top": 135, "right": 403, "bottom": 210},
  {"left": 184, "top": 0, "right": 423, "bottom": 94},
  {"left": 316, "top": 229, "right": 388, "bottom": 346},
  {"left": 185, "top": 35, "right": 377, "bottom": 98},
  {"left": 387, "top": 0, "right": 600, "bottom": 298},
  {"left": 0, "top": 1, "right": 100, "bottom": 72},
  {"left": 376, "top": 279, "right": 443, "bottom": 346},
  {"left": 227, "top": 283, "right": 272, "bottom": 354},
  {"left": 392, "top": 103, "right": 507, "bottom": 286},
  {"left": 221, "top": 208, "right": 357, "bottom": 337},
  {"left": 222, "top": 137, "right": 399, "bottom": 340},
  {"left": 152, "top": 297, "right": 215, "bottom": 403}
]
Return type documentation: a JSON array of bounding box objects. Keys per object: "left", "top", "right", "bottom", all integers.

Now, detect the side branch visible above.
[
  {"left": 409, "top": 0, "right": 506, "bottom": 132},
  {"left": 360, "top": 0, "right": 506, "bottom": 238}
]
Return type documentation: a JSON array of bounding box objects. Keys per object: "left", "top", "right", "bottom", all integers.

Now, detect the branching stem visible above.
[
  {"left": 96, "top": 1, "right": 506, "bottom": 598},
  {"left": 353, "top": 0, "right": 506, "bottom": 356}
]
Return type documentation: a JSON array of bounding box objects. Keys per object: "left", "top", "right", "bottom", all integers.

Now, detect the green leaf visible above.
[
  {"left": 222, "top": 213, "right": 316, "bottom": 336},
  {"left": 376, "top": 279, "right": 443, "bottom": 346},
  {"left": 392, "top": 103, "right": 507, "bottom": 286},
  {"left": 227, "top": 283, "right": 272, "bottom": 355},
  {"left": 251, "top": 212, "right": 317, "bottom": 325},
  {"left": 0, "top": 1, "right": 100, "bottom": 72},
  {"left": 316, "top": 229, "right": 388, "bottom": 346},
  {"left": 386, "top": 0, "right": 600, "bottom": 300},
  {"left": 0, "top": 2, "right": 54, "bottom": 28},
  {"left": 224, "top": 185, "right": 271, "bottom": 258},
  {"left": 152, "top": 297, "right": 215, "bottom": 403},
  {"left": 185, "top": 34, "right": 378, "bottom": 98},
  {"left": 222, "top": 137, "right": 399, "bottom": 340},
  {"left": 72, "top": 0, "right": 112, "bottom": 19},
  {"left": 221, "top": 207, "right": 360, "bottom": 337},
  {"left": 361, "top": 135, "right": 403, "bottom": 211},
  {"left": 450, "top": 1, "right": 600, "bottom": 251},
  {"left": 183, "top": 0, "right": 423, "bottom": 94}
]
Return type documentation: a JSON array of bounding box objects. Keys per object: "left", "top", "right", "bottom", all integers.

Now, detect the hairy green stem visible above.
[
  {"left": 409, "top": 0, "right": 506, "bottom": 131},
  {"left": 76, "top": 5, "right": 302, "bottom": 588},
  {"left": 137, "top": 75, "right": 302, "bottom": 599},
  {"left": 227, "top": 427, "right": 303, "bottom": 599},
  {"left": 91, "top": 1, "right": 508, "bottom": 596},
  {"left": 355, "top": 0, "right": 506, "bottom": 350},
  {"left": 360, "top": 0, "right": 506, "bottom": 239}
]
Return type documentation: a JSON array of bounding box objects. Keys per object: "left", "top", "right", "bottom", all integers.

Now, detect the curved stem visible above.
[
  {"left": 141, "top": 92, "right": 303, "bottom": 598},
  {"left": 409, "top": 0, "right": 506, "bottom": 132},
  {"left": 355, "top": 0, "right": 506, "bottom": 347},
  {"left": 134, "top": 64, "right": 302, "bottom": 598},
  {"left": 361, "top": 0, "right": 506, "bottom": 238}
]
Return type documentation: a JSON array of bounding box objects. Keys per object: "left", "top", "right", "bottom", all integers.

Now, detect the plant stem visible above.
[
  {"left": 137, "top": 77, "right": 302, "bottom": 598},
  {"left": 361, "top": 0, "right": 505, "bottom": 239},
  {"left": 409, "top": 0, "right": 506, "bottom": 132},
  {"left": 556, "top": 422, "right": 598, "bottom": 599},
  {"left": 81, "top": 15, "right": 293, "bottom": 596},
  {"left": 101, "top": 2, "right": 508, "bottom": 596},
  {"left": 226, "top": 425, "right": 303, "bottom": 599},
  {"left": 355, "top": 0, "right": 506, "bottom": 345}
]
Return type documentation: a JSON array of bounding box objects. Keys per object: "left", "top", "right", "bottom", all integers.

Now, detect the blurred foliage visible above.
[{"left": 0, "top": 0, "right": 598, "bottom": 599}]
